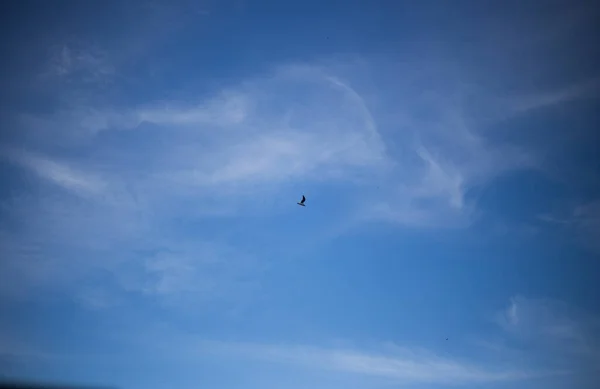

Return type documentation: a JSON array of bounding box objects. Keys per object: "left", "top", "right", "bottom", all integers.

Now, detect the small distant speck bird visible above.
[{"left": 297, "top": 195, "right": 306, "bottom": 206}]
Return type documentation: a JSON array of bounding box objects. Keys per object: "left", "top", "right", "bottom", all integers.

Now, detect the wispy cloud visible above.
[
  {"left": 353, "top": 72, "right": 540, "bottom": 228},
  {"left": 1, "top": 45, "right": 592, "bottom": 309},
  {"left": 494, "top": 296, "right": 600, "bottom": 375},
  {"left": 16, "top": 48, "right": 579, "bottom": 232},
  {"left": 41, "top": 44, "right": 116, "bottom": 87},
  {"left": 0, "top": 65, "right": 410, "bottom": 311},
  {"left": 572, "top": 200, "right": 600, "bottom": 252},
  {"left": 507, "top": 77, "right": 600, "bottom": 115},
  {"left": 10, "top": 62, "right": 393, "bottom": 217},
  {"left": 1, "top": 148, "right": 107, "bottom": 198},
  {"left": 538, "top": 199, "right": 600, "bottom": 254},
  {"left": 130, "top": 335, "right": 559, "bottom": 386}
]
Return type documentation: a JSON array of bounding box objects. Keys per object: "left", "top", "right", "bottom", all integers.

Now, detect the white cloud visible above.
[
  {"left": 1, "top": 56, "right": 589, "bottom": 308},
  {"left": 75, "top": 288, "right": 122, "bottom": 310},
  {"left": 110, "top": 241, "right": 262, "bottom": 306},
  {"left": 507, "top": 77, "right": 600, "bottom": 115},
  {"left": 497, "top": 297, "right": 569, "bottom": 337},
  {"left": 3, "top": 62, "right": 390, "bottom": 308},
  {"left": 137, "top": 91, "right": 251, "bottom": 127},
  {"left": 133, "top": 336, "right": 558, "bottom": 386},
  {"left": 16, "top": 56, "right": 564, "bottom": 230},
  {"left": 495, "top": 296, "right": 600, "bottom": 372},
  {"left": 43, "top": 44, "right": 115, "bottom": 85},
  {"left": 13, "top": 63, "right": 391, "bottom": 207},
  {"left": 0, "top": 323, "right": 565, "bottom": 387},
  {"left": 538, "top": 199, "right": 600, "bottom": 254},
  {"left": 0, "top": 334, "right": 56, "bottom": 363},
  {"left": 1, "top": 148, "right": 107, "bottom": 198},
  {"left": 572, "top": 200, "right": 600, "bottom": 250},
  {"left": 355, "top": 79, "right": 538, "bottom": 228}
]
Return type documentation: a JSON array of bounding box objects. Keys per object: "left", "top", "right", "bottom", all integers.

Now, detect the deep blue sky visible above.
[{"left": 1, "top": 1, "right": 599, "bottom": 389}]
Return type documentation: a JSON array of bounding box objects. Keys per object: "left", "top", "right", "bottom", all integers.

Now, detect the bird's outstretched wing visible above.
[{"left": 301, "top": 195, "right": 306, "bottom": 204}]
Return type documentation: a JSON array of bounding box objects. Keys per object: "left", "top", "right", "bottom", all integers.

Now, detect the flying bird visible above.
[{"left": 297, "top": 195, "right": 306, "bottom": 206}]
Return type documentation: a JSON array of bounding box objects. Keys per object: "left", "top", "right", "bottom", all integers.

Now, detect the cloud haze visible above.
[{"left": 1, "top": 1, "right": 599, "bottom": 389}]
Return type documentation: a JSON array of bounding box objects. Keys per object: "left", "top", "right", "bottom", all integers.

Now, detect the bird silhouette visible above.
[{"left": 297, "top": 195, "right": 306, "bottom": 206}]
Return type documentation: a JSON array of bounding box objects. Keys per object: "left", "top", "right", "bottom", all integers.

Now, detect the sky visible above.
[{"left": 0, "top": 1, "right": 600, "bottom": 388}]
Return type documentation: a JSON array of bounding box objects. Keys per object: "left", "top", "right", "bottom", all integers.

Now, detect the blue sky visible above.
[{"left": 1, "top": 1, "right": 600, "bottom": 388}]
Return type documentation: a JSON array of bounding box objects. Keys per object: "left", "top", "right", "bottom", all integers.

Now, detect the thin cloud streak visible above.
[
  {"left": 172, "top": 339, "right": 562, "bottom": 385},
  {"left": 12, "top": 62, "right": 391, "bottom": 201},
  {"left": 1, "top": 148, "right": 107, "bottom": 198},
  {"left": 495, "top": 296, "right": 600, "bottom": 376},
  {"left": 508, "top": 77, "right": 600, "bottom": 115},
  {"left": 1, "top": 55, "right": 590, "bottom": 307}
]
